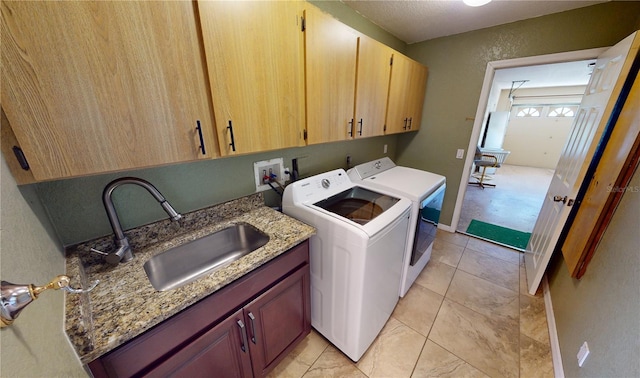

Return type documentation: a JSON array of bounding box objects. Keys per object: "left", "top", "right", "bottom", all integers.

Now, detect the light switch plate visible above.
[
  {"left": 577, "top": 341, "right": 589, "bottom": 367},
  {"left": 456, "top": 149, "right": 465, "bottom": 159}
]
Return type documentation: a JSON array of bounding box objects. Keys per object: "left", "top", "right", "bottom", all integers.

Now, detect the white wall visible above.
[
  {"left": 497, "top": 86, "right": 586, "bottom": 169},
  {"left": 0, "top": 155, "right": 86, "bottom": 377}
]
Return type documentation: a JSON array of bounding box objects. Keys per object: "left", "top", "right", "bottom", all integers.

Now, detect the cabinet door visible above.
[
  {"left": 198, "top": 1, "right": 306, "bottom": 156},
  {"left": 305, "top": 6, "right": 358, "bottom": 144},
  {"left": 386, "top": 53, "right": 413, "bottom": 134},
  {"left": 245, "top": 265, "right": 311, "bottom": 377},
  {"left": 354, "top": 36, "right": 393, "bottom": 138},
  {"left": 1, "top": 1, "right": 217, "bottom": 181},
  {"left": 385, "top": 53, "right": 428, "bottom": 134},
  {"left": 406, "top": 61, "right": 428, "bottom": 131},
  {"left": 146, "top": 309, "right": 253, "bottom": 378}
]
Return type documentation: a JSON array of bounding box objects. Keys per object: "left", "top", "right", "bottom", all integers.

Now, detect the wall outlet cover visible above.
[{"left": 253, "top": 158, "right": 284, "bottom": 192}]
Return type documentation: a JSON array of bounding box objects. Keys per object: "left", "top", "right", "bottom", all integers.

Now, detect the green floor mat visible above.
[{"left": 466, "top": 219, "right": 531, "bottom": 250}]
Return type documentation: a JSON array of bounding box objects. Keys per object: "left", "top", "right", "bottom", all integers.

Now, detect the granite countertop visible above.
[{"left": 64, "top": 193, "right": 315, "bottom": 364}]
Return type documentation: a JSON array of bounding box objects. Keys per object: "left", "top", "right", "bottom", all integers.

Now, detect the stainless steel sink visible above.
[{"left": 144, "top": 223, "right": 269, "bottom": 291}]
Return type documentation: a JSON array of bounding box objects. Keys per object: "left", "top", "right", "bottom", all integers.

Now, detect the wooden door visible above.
[
  {"left": 198, "top": 1, "right": 305, "bottom": 156},
  {"left": 525, "top": 32, "right": 639, "bottom": 295},
  {"left": 146, "top": 309, "right": 253, "bottom": 378},
  {"left": 305, "top": 6, "right": 358, "bottom": 144},
  {"left": 353, "top": 36, "right": 393, "bottom": 138},
  {"left": 386, "top": 53, "right": 413, "bottom": 134},
  {"left": 1, "top": 1, "right": 217, "bottom": 181},
  {"left": 245, "top": 265, "right": 311, "bottom": 377}
]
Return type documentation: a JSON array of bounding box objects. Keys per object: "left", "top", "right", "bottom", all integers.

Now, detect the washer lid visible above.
[
  {"left": 361, "top": 166, "right": 445, "bottom": 201},
  {"left": 313, "top": 186, "right": 400, "bottom": 225}
]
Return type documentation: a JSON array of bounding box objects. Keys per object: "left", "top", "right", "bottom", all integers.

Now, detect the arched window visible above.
[
  {"left": 549, "top": 106, "right": 576, "bottom": 117},
  {"left": 516, "top": 107, "right": 541, "bottom": 117}
]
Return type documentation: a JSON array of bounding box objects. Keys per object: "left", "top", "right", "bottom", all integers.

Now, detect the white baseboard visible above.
[
  {"left": 437, "top": 223, "right": 455, "bottom": 232},
  {"left": 543, "top": 276, "right": 565, "bottom": 378}
]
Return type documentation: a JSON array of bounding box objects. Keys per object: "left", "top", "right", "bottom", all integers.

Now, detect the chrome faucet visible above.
[{"left": 94, "top": 177, "right": 182, "bottom": 264}]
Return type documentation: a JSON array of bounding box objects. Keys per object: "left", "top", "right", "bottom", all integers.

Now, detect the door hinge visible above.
[
  {"left": 303, "top": 129, "right": 307, "bottom": 140},
  {"left": 383, "top": 125, "right": 387, "bottom": 132},
  {"left": 390, "top": 56, "right": 393, "bottom": 66},
  {"left": 301, "top": 16, "right": 305, "bottom": 32},
  {"left": 12, "top": 146, "right": 30, "bottom": 171}
]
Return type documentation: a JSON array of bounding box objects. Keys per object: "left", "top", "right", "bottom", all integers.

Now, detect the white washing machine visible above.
[
  {"left": 282, "top": 169, "right": 411, "bottom": 362},
  {"left": 348, "top": 157, "right": 446, "bottom": 297}
]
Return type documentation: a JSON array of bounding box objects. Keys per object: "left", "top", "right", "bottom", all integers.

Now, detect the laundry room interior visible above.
[{"left": 1, "top": 1, "right": 639, "bottom": 378}]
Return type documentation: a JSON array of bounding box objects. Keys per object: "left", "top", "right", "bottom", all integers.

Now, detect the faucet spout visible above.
[{"left": 101, "top": 177, "right": 182, "bottom": 264}]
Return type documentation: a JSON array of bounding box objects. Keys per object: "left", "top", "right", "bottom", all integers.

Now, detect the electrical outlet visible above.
[
  {"left": 456, "top": 149, "right": 465, "bottom": 159},
  {"left": 253, "top": 158, "right": 284, "bottom": 192},
  {"left": 577, "top": 341, "right": 590, "bottom": 367},
  {"left": 384, "top": 144, "right": 388, "bottom": 154}
]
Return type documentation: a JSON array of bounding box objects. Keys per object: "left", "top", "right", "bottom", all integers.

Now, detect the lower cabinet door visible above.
[
  {"left": 245, "top": 265, "right": 311, "bottom": 377},
  {"left": 147, "top": 309, "right": 253, "bottom": 378}
]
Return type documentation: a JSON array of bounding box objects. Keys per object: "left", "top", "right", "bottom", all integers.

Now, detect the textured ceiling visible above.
[{"left": 342, "top": 0, "right": 607, "bottom": 44}]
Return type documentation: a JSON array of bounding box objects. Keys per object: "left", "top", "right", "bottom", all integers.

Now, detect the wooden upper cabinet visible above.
[
  {"left": 198, "top": 1, "right": 306, "bottom": 156},
  {"left": 1, "top": 1, "right": 217, "bottom": 181},
  {"left": 304, "top": 6, "right": 358, "bottom": 144},
  {"left": 353, "top": 36, "right": 393, "bottom": 139},
  {"left": 386, "top": 53, "right": 428, "bottom": 134}
]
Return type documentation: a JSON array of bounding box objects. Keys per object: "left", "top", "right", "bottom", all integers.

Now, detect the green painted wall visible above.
[
  {"left": 36, "top": 136, "right": 396, "bottom": 246},
  {"left": 396, "top": 1, "right": 640, "bottom": 227},
  {"left": 547, "top": 168, "right": 640, "bottom": 377},
  {"left": 309, "top": 0, "right": 406, "bottom": 52}
]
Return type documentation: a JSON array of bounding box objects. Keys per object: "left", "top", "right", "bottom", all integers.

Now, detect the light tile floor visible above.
[{"left": 268, "top": 230, "right": 554, "bottom": 378}]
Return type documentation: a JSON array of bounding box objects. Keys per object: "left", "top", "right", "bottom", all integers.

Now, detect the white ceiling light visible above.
[{"left": 463, "top": 0, "right": 492, "bottom": 7}]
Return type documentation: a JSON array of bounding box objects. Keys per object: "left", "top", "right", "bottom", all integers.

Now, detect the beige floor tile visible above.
[
  {"left": 435, "top": 229, "right": 470, "bottom": 248},
  {"left": 446, "top": 270, "right": 519, "bottom": 322},
  {"left": 303, "top": 345, "right": 366, "bottom": 378},
  {"left": 414, "top": 260, "right": 456, "bottom": 295},
  {"left": 520, "top": 264, "right": 528, "bottom": 295},
  {"left": 356, "top": 317, "right": 426, "bottom": 378},
  {"left": 413, "top": 340, "right": 489, "bottom": 378},
  {"left": 520, "top": 333, "right": 554, "bottom": 378},
  {"left": 466, "top": 237, "right": 522, "bottom": 265},
  {"left": 268, "top": 330, "right": 329, "bottom": 378},
  {"left": 429, "top": 299, "right": 519, "bottom": 378},
  {"left": 458, "top": 249, "right": 519, "bottom": 292},
  {"left": 431, "top": 239, "right": 465, "bottom": 267},
  {"left": 393, "top": 284, "right": 443, "bottom": 336},
  {"left": 520, "top": 294, "right": 550, "bottom": 344}
]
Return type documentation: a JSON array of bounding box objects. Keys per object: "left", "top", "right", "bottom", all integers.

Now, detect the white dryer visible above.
[
  {"left": 348, "top": 157, "right": 446, "bottom": 297},
  {"left": 283, "top": 169, "right": 410, "bottom": 362}
]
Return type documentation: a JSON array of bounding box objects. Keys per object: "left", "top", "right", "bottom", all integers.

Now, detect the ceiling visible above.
[{"left": 342, "top": 0, "right": 607, "bottom": 44}]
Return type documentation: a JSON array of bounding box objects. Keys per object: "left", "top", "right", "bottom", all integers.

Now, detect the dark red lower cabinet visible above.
[{"left": 88, "top": 240, "right": 310, "bottom": 378}]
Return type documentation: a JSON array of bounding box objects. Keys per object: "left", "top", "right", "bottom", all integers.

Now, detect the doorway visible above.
[
  {"left": 450, "top": 47, "right": 608, "bottom": 239},
  {"left": 456, "top": 59, "right": 597, "bottom": 242}
]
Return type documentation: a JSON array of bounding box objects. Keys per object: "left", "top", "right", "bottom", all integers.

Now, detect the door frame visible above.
[{"left": 450, "top": 47, "right": 609, "bottom": 232}]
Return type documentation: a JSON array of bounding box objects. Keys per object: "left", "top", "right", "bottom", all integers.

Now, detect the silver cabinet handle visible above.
[
  {"left": 248, "top": 312, "right": 257, "bottom": 344},
  {"left": 237, "top": 319, "right": 248, "bottom": 352}
]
